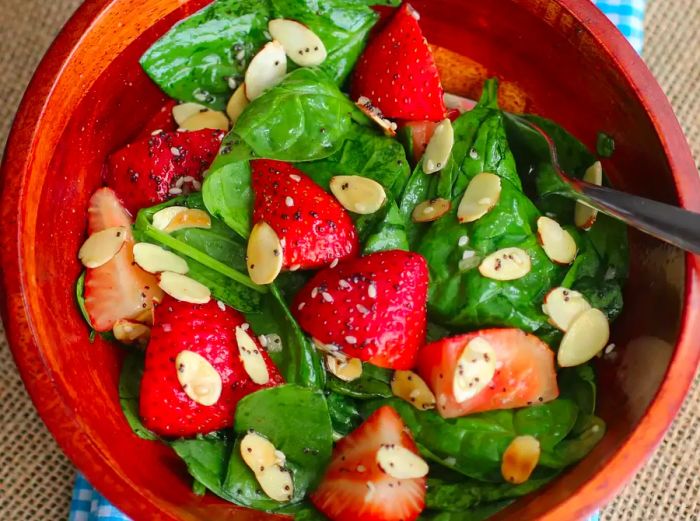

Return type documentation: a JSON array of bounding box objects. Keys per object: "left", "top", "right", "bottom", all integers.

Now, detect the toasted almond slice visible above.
[
  {"left": 478, "top": 247, "right": 531, "bottom": 281},
  {"left": 422, "top": 119, "right": 454, "bottom": 174},
  {"left": 256, "top": 464, "right": 294, "bottom": 502},
  {"left": 78, "top": 226, "right": 128, "bottom": 268},
  {"left": 537, "top": 216, "right": 577, "bottom": 264},
  {"left": 575, "top": 161, "right": 603, "bottom": 230},
  {"left": 179, "top": 110, "right": 230, "bottom": 131},
  {"left": 443, "top": 92, "right": 477, "bottom": 113},
  {"left": 245, "top": 41, "right": 287, "bottom": 101},
  {"left": 453, "top": 337, "right": 497, "bottom": 402},
  {"left": 132, "top": 307, "right": 155, "bottom": 326},
  {"left": 457, "top": 173, "right": 501, "bottom": 223},
  {"left": 412, "top": 198, "right": 451, "bottom": 223},
  {"left": 542, "top": 287, "right": 591, "bottom": 332},
  {"left": 501, "top": 435, "right": 540, "bottom": 484},
  {"left": 158, "top": 272, "right": 211, "bottom": 304},
  {"left": 112, "top": 319, "right": 150, "bottom": 347},
  {"left": 241, "top": 431, "right": 279, "bottom": 471},
  {"left": 325, "top": 355, "right": 362, "bottom": 382},
  {"left": 163, "top": 208, "right": 212, "bottom": 233},
  {"left": 329, "top": 175, "right": 386, "bottom": 215},
  {"left": 247, "top": 221, "right": 283, "bottom": 285},
  {"left": 265, "top": 334, "right": 283, "bottom": 353},
  {"left": 175, "top": 350, "right": 222, "bottom": 406},
  {"left": 376, "top": 444, "right": 429, "bottom": 479},
  {"left": 172, "top": 102, "right": 208, "bottom": 126},
  {"left": 355, "top": 97, "right": 397, "bottom": 137},
  {"left": 313, "top": 338, "right": 342, "bottom": 356},
  {"left": 391, "top": 370, "right": 436, "bottom": 411},
  {"left": 268, "top": 19, "right": 327, "bottom": 67},
  {"left": 226, "top": 83, "right": 249, "bottom": 124},
  {"left": 133, "top": 242, "right": 188, "bottom": 274},
  {"left": 152, "top": 206, "right": 188, "bottom": 230},
  {"left": 557, "top": 308, "right": 610, "bottom": 367},
  {"left": 236, "top": 325, "right": 270, "bottom": 385}
]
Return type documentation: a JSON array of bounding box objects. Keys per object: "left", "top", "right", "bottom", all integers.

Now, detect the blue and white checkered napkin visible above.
[{"left": 68, "top": 1, "right": 644, "bottom": 519}]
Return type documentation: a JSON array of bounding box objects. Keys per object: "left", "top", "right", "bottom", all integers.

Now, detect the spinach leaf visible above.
[
  {"left": 245, "top": 285, "right": 325, "bottom": 388},
  {"left": 292, "top": 503, "right": 331, "bottom": 520},
  {"left": 140, "top": 0, "right": 272, "bottom": 110},
  {"left": 360, "top": 200, "right": 409, "bottom": 254},
  {"left": 236, "top": 68, "right": 356, "bottom": 161},
  {"left": 538, "top": 415, "right": 606, "bottom": 468},
  {"left": 596, "top": 132, "right": 616, "bottom": 158},
  {"left": 134, "top": 194, "right": 265, "bottom": 313},
  {"left": 326, "top": 363, "right": 393, "bottom": 399},
  {"left": 419, "top": 500, "right": 515, "bottom": 521},
  {"left": 171, "top": 432, "right": 234, "bottom": 500},
  {"left": 222, "top": 384, "right": 333, "bottom": 509},
  {"left": 325, "top": 392, "right": 362, "bottom": 437},
  {"left": 118, "top": 352, "right": 157, "bottom": 441}
]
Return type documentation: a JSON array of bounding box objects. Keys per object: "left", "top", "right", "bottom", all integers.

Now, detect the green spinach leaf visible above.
[
  {"left": 596, "top": 132, "right": 616, "bottom": 158},
  {"left": 171, "top": 432, "right": 234, "bottom": 500},
  {"left": 118, "top": 352, "right": 157, "bottom": 441},
  {"left": 326, "top": 363, "right": 393, "bottom": 399},
  {"left": 325, "top": 392, "right": 362, "bottom": 437}
]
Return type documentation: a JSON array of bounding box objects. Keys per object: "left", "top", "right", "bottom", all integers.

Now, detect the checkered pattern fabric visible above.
[{"left": 68, "top": 1, "right": 643, "bottom": 519}]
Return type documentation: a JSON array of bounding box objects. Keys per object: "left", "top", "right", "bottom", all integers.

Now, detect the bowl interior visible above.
[{"left": 8, "top": 0, "right": 697, "bottom": 519}]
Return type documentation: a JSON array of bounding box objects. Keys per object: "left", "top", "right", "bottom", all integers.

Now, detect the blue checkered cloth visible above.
[{"left": 68, "top": 1, "right": 644, "bottom": 519}]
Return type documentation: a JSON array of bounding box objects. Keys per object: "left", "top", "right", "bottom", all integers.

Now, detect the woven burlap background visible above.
[{"left": 0, "top": 0, "right": 698, "bottom": 519}]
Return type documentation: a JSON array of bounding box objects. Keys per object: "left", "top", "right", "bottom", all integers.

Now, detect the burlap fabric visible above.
[{"left": 0, "top": 0, "right": 698, "bottom": 519}]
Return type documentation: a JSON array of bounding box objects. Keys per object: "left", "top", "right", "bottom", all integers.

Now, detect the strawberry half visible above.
[
  {"left": 351, "top": 3, "right": 446, "bottom": 121},
  {"left": 83, "top": 188, "right": 163, "bottom": 332},
  {"left": 134, "top": 99, "right": 178, "bottom": 140},
  {"left": 106, "top": 128, "right": 225, "bottom": 214},
  {"left": 292, "top": 250, "right": 428, "bottom": 369},
  {"left": 251, "top": 159, "right": 359, "bottom": 270},
  {"left": 311, "top": 406, "right": 426, "bottom": 521},
  {"left": 139, "top": 296, "right": 284, "bottom": 437}
]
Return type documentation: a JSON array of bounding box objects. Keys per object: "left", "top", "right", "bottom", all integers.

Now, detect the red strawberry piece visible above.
[
  {"left": 251, "top": 159, "right": 359, "bottom": 270},
  {"left": 135, "top": 99, "right": 178, "bottom": 140},
  {"left": 311, "top": 405, "right": 426, "bottom": 521},
  {"left": 139, "top": 296, "right": 284, "bottom": 437},
  {"left": 292, "top": 250, "right": 428, "bottom": 369},
  {"left": 106, "top": 128, "right": 225, "bottom": 214},
  {"left": 83, "top": 188, "right": 163, "bottom": 332},
  {"left": 351, "top": 3, "right": 446, "bottom": 121}
]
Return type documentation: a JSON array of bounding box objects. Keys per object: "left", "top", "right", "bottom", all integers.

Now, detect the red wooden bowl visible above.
[{"left": 2, "top": 0, "right": 699, "bottom": 519}]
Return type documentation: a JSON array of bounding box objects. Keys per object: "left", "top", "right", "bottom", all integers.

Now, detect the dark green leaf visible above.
[
  {"left": 326, "top": 363, "right": 393, "bottom": 399},
  {"left": 419, "top": 500, "right": 515, "bottom": 521},
  {"left": 192, "top": 479, "right": 207, "bottom": 496},
  {"left": 171, "top": 432, "right": 234, "bottom": 499},
  {"left": 325, "top": 392, "right": 362, "bottom": 437},
  {"left": 596, "top": 132, "right": 616, "bottom": 158},
  {"left": 118, "top": 353, "right": 157, "bottom": 441},
  {"left": 361, "top": 201, "right": 410, "bottom": 254}
]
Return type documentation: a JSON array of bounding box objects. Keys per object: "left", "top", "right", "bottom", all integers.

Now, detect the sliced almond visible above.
[
  {"left": 172, "top": 102, "right": 208, "bottom": 126},
  {"left": 245, "top": 41, "right": 287, "bottom": 101},
  {"left": 152, "top": 206, "right": 188, "bottom": 230},
  {"left": 376, "top": 444, "right": 429, "bottom": 479},
  {"left": 575, "top": 161, "right": 603, "bottom": 230},
  {"left": 325, "top": 355, "right": 362, "bottom": 382},
  {"left": 457, "top": 173, "right": 501, "bottom": 223},
  {"left": 112, "top": 319, "right": 150, "bottom": 347},
  {"left": 236, "top": 325, "right": 270, "bottom": 385},
  {"left": 412, "top": 198, "right": 451, "bottom": 223},
  {"left": 163, "top": 208, "right": 212, "bottom": 233},
  {"left": 501, "top": 435, "right": 540, "bottom": 484},
  {"left": 78, "top": 226, "right": 128, "bottom": 268},
  {"left": 158, "top": 271, "right": 211, "bottom": 304},
  {"left": 240, "top": 431, "right": 279, "bottom": 471},
  {"left": 422, "top": 119, "right": 454, "bottom": 174},
  {"left": 557, "top": 308, "right": 610, "bottom": 367},
  {"left": 247, "top": 221, "right": 283, "bottom": 285},
  {"left": 443, "top": 92, "right": 477, "bottom": 113},
  {"left": 355, "top": 96, "right": 397, "bottom": 137},
  {"left": 542, "top": 287, "right": 591, "bottom": 332},
  {"left": 329, "top": 175, "right": 386, "bottom": 215},
  {"left": 268, "top": 19, "right": 327, "bottom": 67},
  {"left": 537, "top": 216, "right": 577, "bottom": 264},
  {"left": 391, "top": 370, "right": 436, "bottom": 411},
  {"left": 313, "top": 338, "right": 342, "bottom": 356},
  {"left": 453, "top": 336, "right": 497, "bottom": 402},
  {"left": 478, "top": 247, "right": 531, "bottom": 281},
  {"left": 226, "top": 83, "right": 249, "bottom": 124},
  {"left": 133, "top": 242, "right": 188, "bottom": 274},
  {"left": 256, "top": 464, "right": 294, "bottom": 502},
  {"left": 179, "top": 110, "right": 230, "bottom": 131},
  {"left": 132, "top": 307, "right": 155, "bottom": 326},
  {"left": 175, "top": 350, "right": 222, "bottom": 406}
]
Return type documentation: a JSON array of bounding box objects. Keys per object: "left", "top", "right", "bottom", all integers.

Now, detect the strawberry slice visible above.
[
  {"left": 139, "top": 296, "right": 284, "bottom": 437},
  {"left": 83, "top": 188, "right": 162, "bottom": 332},
  {"left": 251, "top": 159, "right": 359, "bottom": 270},
  {"left": 106, "top": 128, "right": 225, "bottom": 214},
  {"left": 311, "top": 405, "right": 426, "bottom": 521},
  {"left": 134, "top": 99, "right": 178, "bottom": 140},
  {"left": 292, "top": 250, "right": 428, "bottom": 369},
  {"left": 351, "top": 3, "right": 446, "bottom": 121},
  {"left": 416, "top": 329, "right": 559, "bottom": 419}
]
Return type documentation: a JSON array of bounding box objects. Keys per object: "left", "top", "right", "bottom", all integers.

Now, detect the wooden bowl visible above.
[{"left": 2, "top": 0, "right": 699, "bottom": 519}]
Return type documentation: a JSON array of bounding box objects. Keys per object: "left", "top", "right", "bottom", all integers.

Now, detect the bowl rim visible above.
[{"left": 1, "top": 0, "right": 699, "bottom": 519}]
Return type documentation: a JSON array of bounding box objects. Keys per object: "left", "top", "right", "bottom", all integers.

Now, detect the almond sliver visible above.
[
  {"left": 236, "top": 325, "right": 270, "bottom": 385},
  {"left": 175, "top": 350, "right": 222, "bottom": 406},
  {"left": 412, "top": 198, "right": 451, "bottom": 223},
  {"left": 226, "top": 83, "right": 249, "bottom": 124},
  {"left": 172, "top": 102, "right": 208, "bottom": 126},
  {"left": 478, "top": 247, "right": 531, "bottom": 281},
  {"left": 245, "top": 41, "right": 287, "bottom": 101},
  {"left": 268, "top": 19, "right": 327, "bottom": 67},
  {"left": 112, "top": 319, "right": 150, "bottom": 347},
  {"left": 537, "top": 216, "right": 577, "bottom": 264},
  {"left": 391, "top": 370, "right": 436, "bottom": 410},
  {"left": 457, "top": 173, "right": 501, "bottom": 223},
  {"left": 247, "top": 221, "right": 283, "bottom": 285},
  {"left": 179, "top": 110, "right": 230, "bottom": 131},
  {"left": 422, "top": 118, "right": 454, "bottom": 174},
  {"left": 133, "top": 242, "right": 188, "bottom": 274},
  {"left": 329, "top": 175, "right": 386, "bottom": 215},
  {"left": 453, "top": 336, "right": 497, "bottom": 402},
  {"left": 376, "top": 444, "right": 429, "bottom": 479},
  {"left": 152, "top": 206, "right": 188, "bottom": 231},
  {"left": 78, "top": 226, "right": 128, "bottom": 268},
  {"left": 575, "top": 161, "right": 603, "bottom": 230},
  {"left": 325, "top": 355, "right": 362, "bottom": 382},
  {"left": 158, "top": 271, "right": 211, "bottom": 304},
  {"left": 240, "top": 431, "right": 279, "bottom": 471},
  {"left": 501, "top": 435, "right": 540, "bottom": 484},
  {"left": 557, "top": 308, "right": 610, "bottom": 367},
  {"left": 256, "top": 464, "right": 294, "bottom": 502},
  {"left": 542, "top": 287, "right": 591, "bottom": 332}
]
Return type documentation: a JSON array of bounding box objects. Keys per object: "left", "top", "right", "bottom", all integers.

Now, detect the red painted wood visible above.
[{"left": 0, "top": 0, "right": 698, "bottom": 520}]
